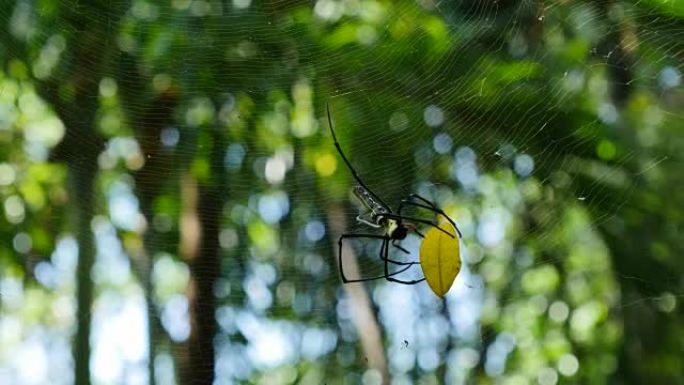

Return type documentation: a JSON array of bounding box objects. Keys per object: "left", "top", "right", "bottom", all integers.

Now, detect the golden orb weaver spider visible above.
[{"left": 327, "top": 103, "right": 462, "bottom": 285}]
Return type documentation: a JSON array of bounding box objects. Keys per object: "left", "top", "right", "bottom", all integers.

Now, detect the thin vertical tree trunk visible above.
[
  {"left": 178, "top": 127, "right": 226, "bottom": 385},
  {"left": 437, "top": 298, "right": 453, "bottom": 384},
  {"left": 177, "top": 173, "right": 200, "bottom": 383},
  {"left": 327, "top": 204, "right": 390, "bottom": 385},
  {"left": 131, "top": 88, "right": 180, "bottom": 385},
  {"left": 31, "top": 5, "right": 122, "bottom": 382},
  {"left": 50, "top": 110, "right": 102, "bottom": 385},
  {"left": 72, "top": 160, "right": 98, "bottom": 385},
  {"left": 47, "top": 90, "right": 102, "bottom": 385}
]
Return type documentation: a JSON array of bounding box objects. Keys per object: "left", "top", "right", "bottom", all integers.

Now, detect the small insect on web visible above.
[{"left": 326, "top": 103, "right": 462, "bottom": 297}]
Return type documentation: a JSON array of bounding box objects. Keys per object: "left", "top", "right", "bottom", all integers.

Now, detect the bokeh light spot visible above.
[
  {"left": 98, "top": 77, "right": 117, "bottom": 98},
  {"left": 558, "top": 354, "right": 579, "bottom": 376},
  {"left": 389, "top": 111, "right": 409, "bottom": 132},
  {"left": 597, "top": 140, "right": 616, "bottom": 160},
  {"left": 514, "top": 153, "right": 534, "bottom": 177},
  {"left": 423, "top": 105, "right": 445, "bottom": 127},
  {"left": 362, "top": 369, "right": 383, "bottom": 385},
  {"left": 659, "top": 66, "right": 681, "bottom": 89},
  {"left": 13, "top": 232, "right": 32, "bottom": 253},
  {"left": 304, "top": 220, "right": 325, "bottom": 242},
  {"left": 433, "top": 132, "right": 453, "bottom": 154},
  {"left": 315, "top": 153, "right": 337, "bottom": 177},
  {"left": 0, "top": 163, "right": 16, "bottom": 185},
  {"left": 4, "top": 195, "right": 26, "bottom": 224},
  {"left": 537, "top": 367, "right": 558, "bottom": 385},
  {"left": 265, "top": 157, "right": 287, "bottom": 184},
  {"left": 549, "top": 301, "right": 570, "bottom": 323}
]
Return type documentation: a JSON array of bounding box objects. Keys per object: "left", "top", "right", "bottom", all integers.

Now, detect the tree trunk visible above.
[
  {"left": 48, "top": 91, "right": 102, "bottom": 385},
  {"left": 51, "top": 110, "right": 102, "bottom": 385},
  {"left": 327, "top": 204, "right": 390, "bottom": 384},
  {"left": 72, "top": 159, "right": 97, "bottom": 385},
  {"left": 436, "top": 298, "right": 453, "bottom": 383},
  {"left": 131, "top": 88, "right": 181, "bottom": 385},
  {"left": 178, "top": 127, "right": 226, "bottom": 385}
]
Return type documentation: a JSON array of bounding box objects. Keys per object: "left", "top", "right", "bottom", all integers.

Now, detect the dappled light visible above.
[{"left": 1, "top": 0, "right": 683, "bottom": 385}]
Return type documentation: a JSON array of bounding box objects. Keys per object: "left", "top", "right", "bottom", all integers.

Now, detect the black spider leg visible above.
[
  {"left": 384, "top": 239, "right": 425, "bottom": 285},
  {"left": 326, "top": 103, "right": 392, "bottom": 212},
  {"left": 392, "top": 241, "right": 411, "bottom": 254},
  {"left": 397, "top": 194, "right": 463, "bottom": 239},
  {"left": 338, "top": 234, "right": 418, "bottom": 283},
  {"left": 376, "top": 213, "right": 455, "bottom": 238},
  {"left": 411, "top": 228, "right": 426, "bottom": 238},
  {"left": 390, "top": 228, "right": 425, "bottom": 255}
]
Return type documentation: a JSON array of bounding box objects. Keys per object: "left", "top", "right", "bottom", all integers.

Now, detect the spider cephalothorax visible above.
[{"left": 327, "top": 103, "right": 462, "bottom": 285}]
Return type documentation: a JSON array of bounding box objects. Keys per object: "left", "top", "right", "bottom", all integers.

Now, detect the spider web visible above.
[{"left": 0, "top": 0, "right": 682, "bottom": 384}]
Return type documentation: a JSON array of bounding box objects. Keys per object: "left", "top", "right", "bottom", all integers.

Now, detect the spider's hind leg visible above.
[
  {"left": 337, "top": 233, "right": 418, "bottom": 283},
  {"left": 382, "top": 238, "right": 425, "bottom": 285}
]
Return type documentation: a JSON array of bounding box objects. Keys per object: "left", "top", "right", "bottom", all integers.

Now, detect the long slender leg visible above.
[
  {"left": 398, "top": 194, "right": 452, "bottom": 224},
  {"left": 398, "top": 201, "right": 437, "bottom": 215},
  {"left": 408, "top": 227, "right": 425, "bottom": 238},
  {"left": 390, "top": 226, "right": 424, "bottom": 255},
  {"left": 377, "top": 213, "right": 456, "bottom": 238},
  {"left": 384, "top": 240, "right": 425, "bottom": 285},
  {"left": 340, "top": 233, "right": 418, "bottom": 265},
  {"left": 388, "top": 276, "right": 426, "bottom": 285},
  {"left": 338, "top": 233, "right": 416, "bottom": 283},
  {"left": 326, "top": 103, "right": 391, "bottom": 210},
  {"left": 397, "top": 194, "right": 463, "bottom": 238},
  {"left": 402, "top": 194, "right": 440, "bottom": 210},
  {"left": 392, "top": 240, "right": 410, "bottom": 254}
]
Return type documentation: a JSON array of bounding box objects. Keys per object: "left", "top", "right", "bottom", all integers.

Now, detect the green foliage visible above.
[{"left": 0, "top": 0, "right": 682, "bottom": 384}]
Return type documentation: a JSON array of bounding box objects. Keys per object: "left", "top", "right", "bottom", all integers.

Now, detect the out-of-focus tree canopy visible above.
[{"left": 0, "top": 1, "right": 682, "bottom": 384}]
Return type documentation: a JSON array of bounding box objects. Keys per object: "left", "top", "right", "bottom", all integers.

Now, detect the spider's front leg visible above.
[
  {"left": 355, "top": 211, "right": 381, "bottom": 229},
  {"left": 396, "top": 194, "right": 462, "bottom": 239}
]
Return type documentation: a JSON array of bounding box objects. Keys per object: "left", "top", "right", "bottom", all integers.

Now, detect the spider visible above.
[{"left": 327, "top": 103, "right": 462, "bottom": 285}]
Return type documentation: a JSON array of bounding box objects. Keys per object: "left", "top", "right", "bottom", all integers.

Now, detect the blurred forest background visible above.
[{"left": 0, "top": 0, "right": 683, "bottom": 384}]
